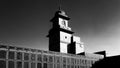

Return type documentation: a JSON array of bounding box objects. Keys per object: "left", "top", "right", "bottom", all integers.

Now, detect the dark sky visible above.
[{"left": 0, "top": 0, "right": 120, "bottom": 56}]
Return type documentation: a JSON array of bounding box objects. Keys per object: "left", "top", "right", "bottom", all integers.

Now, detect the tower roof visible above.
[
  {"left": 50, "top": 10, "right": 70, "bottom": 22},
  {"left": 55, "top": 10, "right": 68, "bottom": 17}
]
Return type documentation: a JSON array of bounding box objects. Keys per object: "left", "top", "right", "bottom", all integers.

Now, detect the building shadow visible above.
[{"left": 92, "top": 55, "right": 120, "bottom": 68}]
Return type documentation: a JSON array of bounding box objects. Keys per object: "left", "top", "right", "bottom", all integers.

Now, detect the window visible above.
[
  {"left": 0, "top": 50, "right": 6, "bottom": 59},
  {"left": 56, "top": 56, "right": 60, "bottom": 63},
  {"left": 71, "top": 65, "right": 74, "bottom": 68},
  {"left": 24, "top": 53, "right": 29, "bottom": 60},
  {"left": 49, "top": 56, "right": 53, "bottom": 63},
  {"left": 79, "top": 59, "right": 82, "bottom": 64},
  {"left": 24, "top": 62, "right": 29, "bottom": 68},
  {"left": 71, "top": 58, "right": 74, "bottom": 64},
  {"left": 31, "top": 54, "right": 36, "bottom": 61},
  {"left": 67, "top": 58, "right": 70, "bottom": 64},
  {"left": 31, "top": 62, "right": 36, "bottom": 68},
  {"left": 37, "top": 54, "right": 42, "bottom": 62},
  {"left": 48, "top": 63, "right": 53, "bottom": 68},
  {"left": 8, "top": 51, "right": 15, "bottom": 59},
  {"left": 77, "top": 59, "right": 79, "bottom": 64},
  {"left": 17, "top": 52, "right": 22, "bottom": 60},
  {"left": 43, "top": 55, "right": 48, "bottom": 62},
  {"left": 63, "top": 57, "right": 66, "bottom": 64},
  {"left": 80, "top": 66, "right": 84, "bottom": 68},
  {"left": 75, "top": 65, "right": 77, "bottom": 68},
  {"left": 80, "top": 59, "right": 84, "bottom": 65},
  {"left": 54, "top": 64, "right": 56, "bottom": 68},
  {"left": 37, "top": 63, "right": 42, "bottom": 68},
  {"left": 57, "top": 64, "right": 60, "bottom": 68},
  {"left": 87, "top": 60, "right": 90, "bottom": 65},
  {"left": 43, "top": 63, "right": 47, "bottom": 68},
  {"left": 82, "top": 59, "right": 84, "bottom": 64},
  {"left": 86, "top": 66, "right": 90, "bottom": 68},
  {"left": 63, "top": 64, "right": 66, "bottom": 68},
  {"left": 0, "top": 60, "right": 6, "bottom": 68},
  {"left": 75, "top": 59, "right": 77, "bottom": 64},
  {"left": 91, "top": 60, "right": 95, "bottom": 64},
  {"left": 84, "top": 60, "right": 87, "bottom": 65},
  {"left": 67, "top": 65, "right": 70, "bottom": 68},
  {"left": 8, "top": 61, "right": 14, "bottom": 68},
  {"left": 17, "top": 61, "right": 22, "bottom": 68}
]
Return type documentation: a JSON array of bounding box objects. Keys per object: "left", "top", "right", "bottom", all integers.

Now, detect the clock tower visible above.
[
  {"left": 47, "top": 10, "right": 74, "bottom": 53},
  {"left": 47, "top": 9, "right": 84, "bottom": 54}
]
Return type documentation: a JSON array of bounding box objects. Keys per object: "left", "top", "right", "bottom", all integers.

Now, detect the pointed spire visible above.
[
  {"left": 58, "top": 0, "right": 62, "bottom": 10},
  {"left": 57, "top": 0, "right": 68, "bottom": 17}
]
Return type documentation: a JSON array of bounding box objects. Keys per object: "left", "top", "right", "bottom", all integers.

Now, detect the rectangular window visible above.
[
  {"left": 77, "top": 59, "right": 79, "bottom": 64},
  {"left": 79, "top": 66, "right": 82, "bottom": 68},
  {"left": 71, "top": 65, "right": 74, "bottom": 68},
  {"left": 31, "top": 62, "right": 36, "bottom": 68},
  {"left": 63, "top": 64, "right": 66, "bottom": 68},
  {"left": 8, "top": 51, "right": 15, "bottom": 59},
  {"left": 24, "top": 62, "right": 29, "bottom": 68},
  {"left": 49, "top": 56, "right": 53, "bottom": 63},
  {"left": 17, "top": 61, "right": 22, "bottom": 68},
  {"left": 54, "top": 64, "right": 57, "bottom": 68},
  {"left": 31, "top": 54, "right": 36, "bottom": 61},
  {"left": 56, "top": 56, "right": 60, "bottom": 63},
  {"left": 75, "top": 65, "right": 77, "bottom": 68},
  {"left": 80, "top": 66, "right": 84, "bottom": 68},
  {"left": 75, "top": 59, "right": 77, "bottom": 64},
  {"left": 67, "top": 65, "right": 70, "bottom": 68},
  {"left": 82, "top": 59, "right": 84, "bottom": 65},
  {"left": 63, "top": 57, "right": 66, "bottom": 64},
  {"left": 48, "top": 63, "right": 53, "bottom": 68},
  {"left": 67, "top": 58, "right": 70, "bottom": 64},
  {"left": 43, "top": 55, "right": 48, "bottom": 62},
  {"left": 17, "top": 52, "right": 22, "bottom": 60},
  {"left": 37, "top": 63, "right": 42, "bottom": 68},
  {"left": 24, "top": 53, "right": 29, "bottom": 60},
  {"left": 54, "top": 56, "right": 56, "bottom": 63},
  {"left": 84, "top": 60, "right": 87, "bottom": 65},
  {"left": 71, "top": 58, "right": 74, "bottom": 64},
  {"left": 37, "top": 54, "right": 42, "bottom": 62},
  {"left": 79, "top": 59, "right": 82, "bottom": 64},
  {"left": 8, "top": 61, "right": 14, "bottom": 68},
  {"left": 43, "top": 63, "right": 47, "bottom": 68},
  {"left": 57, "top": 64, "right": 60, "bottom": 68},
  {"left": 0, "top": 60, "right": 6, "bottom": 68},
  {"left": 0, "top": 50, "right": 6, "bottom": 59}
]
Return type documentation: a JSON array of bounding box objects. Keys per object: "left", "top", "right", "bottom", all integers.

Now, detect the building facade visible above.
[
  {"left": 0, "top": 45, "right": 103, "bottom": 68},
  {"left": 0, "top": 9, "right": 104, "bottom": 68}
]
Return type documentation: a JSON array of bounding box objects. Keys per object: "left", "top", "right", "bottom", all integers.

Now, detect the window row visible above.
[
  {"left": 0, "top": 60, "right": 91, "bottom": 68},
  {"left": 0, "top": 50, "right": 54, "bottom": 62},
  {"left": 0, "top": 51, "right": 34, "bottom": 61},
  {"left": 0, "top": 50, "right": 95, "bottom": 65}
]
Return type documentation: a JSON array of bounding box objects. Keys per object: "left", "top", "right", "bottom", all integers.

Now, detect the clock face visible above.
[{"left": 60, "top": 31, "right": 72, "bottom": 43}]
